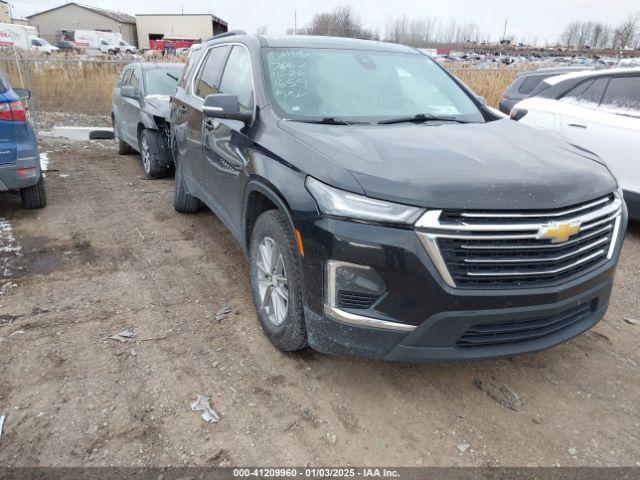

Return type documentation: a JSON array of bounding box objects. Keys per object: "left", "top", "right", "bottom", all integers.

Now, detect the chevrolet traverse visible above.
[{"left": 170, "top": 33, "right": 627, "bottom": 362}]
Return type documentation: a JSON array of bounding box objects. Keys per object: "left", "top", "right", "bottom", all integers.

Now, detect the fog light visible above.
[
  {"left": 325, "top": 260, "right": 385, "bottom": 310},
  {"left": 16, "top": 167, "right": 37, "bottom": 178}
]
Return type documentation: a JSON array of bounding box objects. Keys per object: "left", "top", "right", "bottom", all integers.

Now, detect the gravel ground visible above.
[{"left": 0, "top": 135, "right": 639, "bottom": 467}]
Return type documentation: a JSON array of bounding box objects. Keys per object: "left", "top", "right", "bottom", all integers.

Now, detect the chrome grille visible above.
[{"left": 416, "top": 194, "right": 623, "bottom": 289}]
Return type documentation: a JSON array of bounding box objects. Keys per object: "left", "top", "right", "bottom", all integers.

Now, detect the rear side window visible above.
[
  {"left": 219, "top": 46, "right": 254, "bottom": 112},
  {"left": 518, "top": 75, "right": 546, "bottom": 95},
  {"left": 195, "top": 45, "right": 231, "bottom": 98},
  {"left": 601, "top": 76, "right": 640, "bottom": 114}
]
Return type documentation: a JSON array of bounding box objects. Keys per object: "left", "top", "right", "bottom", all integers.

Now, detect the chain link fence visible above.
[{"left": 1, "top": 52, "right": 524, "bottom": 117}]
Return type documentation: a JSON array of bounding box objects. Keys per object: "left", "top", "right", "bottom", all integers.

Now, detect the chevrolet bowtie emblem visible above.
[{"left": 538, "top": 221, "right": 582, "bottom": 244}]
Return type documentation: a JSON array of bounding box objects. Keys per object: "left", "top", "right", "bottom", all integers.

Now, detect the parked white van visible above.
[{"left": 0, "top": 23, "right": 58, "bottom": 53}]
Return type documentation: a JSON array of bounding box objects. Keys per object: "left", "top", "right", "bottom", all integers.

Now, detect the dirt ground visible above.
[{"left": 1, "top": 116, "right": 640, "bottom": 467}]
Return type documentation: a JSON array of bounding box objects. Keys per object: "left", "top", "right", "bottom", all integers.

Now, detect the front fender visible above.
[
  {"left": 139, "top": 111, "right": 158, "bottom": 131},
  {"left": 242, "top": 178, "right": 297, "bottom": 254},
  {"left": 241, "top": 150, "right": 318, "bottom": 253}
]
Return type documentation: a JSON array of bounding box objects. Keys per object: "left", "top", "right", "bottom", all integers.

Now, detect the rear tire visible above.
[
  {"left": 20, "top": 176, "right": 47, "bottom": 209},
  {"left": 250, "top": 210, "right": 307, "bottom": 352},
  {"left": 113, "top": 117, "right": 132, "bottom": 155},
  {"left": 173, "top": 157, "right": 200, "bottom": 213},
  {"left": 139, "top": 129, "right": 169, "bottom": 179}
]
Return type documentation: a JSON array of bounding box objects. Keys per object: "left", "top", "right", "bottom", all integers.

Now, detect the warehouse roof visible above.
[{"left": 27, "top": 2, "right": 135, "bottom": 24}]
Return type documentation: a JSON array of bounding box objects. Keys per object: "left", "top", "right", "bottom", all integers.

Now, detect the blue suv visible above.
[{"left": 0, "top": 71, "right": 45, "bottom": 209}]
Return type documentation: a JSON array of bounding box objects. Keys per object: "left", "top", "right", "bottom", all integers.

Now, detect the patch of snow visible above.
[
  {"left": 40, "top": 152, "right": 49, "bottom": 172},
  {"left": 559, "top": 98, "right": 640, "bottom": 119},
  {"left": 0, "top": 218, "right": 22, "bottom": 287}
]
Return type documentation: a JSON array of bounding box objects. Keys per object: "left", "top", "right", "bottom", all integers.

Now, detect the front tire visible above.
[
  {"left": 20, "top": 176, "right": 47, "bottom": 209},
  {"left": 250, "top": 210, "right": 307, "bottom": 352},
  {"left": 139, "top": 129, "right": 168, "bottom": 179}
]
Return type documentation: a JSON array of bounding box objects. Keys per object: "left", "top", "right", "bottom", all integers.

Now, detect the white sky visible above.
[{"left": 11, "top": 0, "right": 640, "bottom": 44}]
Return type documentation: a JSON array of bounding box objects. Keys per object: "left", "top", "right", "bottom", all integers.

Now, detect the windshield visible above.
[
  {"left": 144, "top": 68, "right": 182, "bottom": 96},
  {"left": 262, "top": 47, "right": 485, "bottom": 123}
]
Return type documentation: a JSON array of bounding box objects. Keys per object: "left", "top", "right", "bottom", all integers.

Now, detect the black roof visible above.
[{"left": 206, "top": 34, "right": 417, "bottom": 53}]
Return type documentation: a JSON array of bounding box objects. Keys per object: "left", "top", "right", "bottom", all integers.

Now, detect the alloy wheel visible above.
[
  {"left": 140, "top": 134, "right": 151, "bottom": 174},
  {"left": 255, "top": 236, "right": 289, "bottom": 326},
  {"left": 113, "top": 123, "right": 119, "bottom": 149}
]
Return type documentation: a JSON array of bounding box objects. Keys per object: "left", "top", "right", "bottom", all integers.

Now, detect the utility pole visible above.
[
  {"left": 294, "top": 10, "right": 297, "bottom": 35},
  {"left": 502, "top": 18, "right": 508, "bottom": 41}
]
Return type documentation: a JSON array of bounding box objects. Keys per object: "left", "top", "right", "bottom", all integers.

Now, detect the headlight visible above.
[{"left": 306, "top": 176, "right": 424, "bottom": 224}]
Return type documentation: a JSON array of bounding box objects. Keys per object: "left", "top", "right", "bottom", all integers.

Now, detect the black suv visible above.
[{"left": 170, "top": 33, "right": 627, "bottom": 362}]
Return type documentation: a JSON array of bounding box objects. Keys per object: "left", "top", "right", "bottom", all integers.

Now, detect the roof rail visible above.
[{"left": 206, "top": 30, "right": 247, "bottom": 42}]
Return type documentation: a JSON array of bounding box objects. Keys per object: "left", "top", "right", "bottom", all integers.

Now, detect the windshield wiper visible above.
[
  {"left": 378, "top": 113, "right": 471, "bottom": 125},
  {"left": 290, "top": 117, "right": 369, "bottom": 125}
]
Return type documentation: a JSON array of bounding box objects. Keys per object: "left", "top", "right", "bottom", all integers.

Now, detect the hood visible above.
[
  {"left": 143, "top": 95, "right": 171, "bottom": 120},
  {"left": 278, "top": 118, "right": 617, "bottom": 210}
]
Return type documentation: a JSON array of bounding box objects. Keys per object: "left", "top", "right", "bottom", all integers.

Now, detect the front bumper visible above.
[
  {"left": 306, "top": 280, "right": 611, "bottom": 362},
  {"left": 298, "top": 206, "right": 627, "bottom": 362},
  {"left": 0, "top": 156, "right": 41, "bottom": 192}
]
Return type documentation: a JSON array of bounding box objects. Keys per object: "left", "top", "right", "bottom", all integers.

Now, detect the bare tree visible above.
[
  {"left": 305, "top": 6, "right": 375, "bottom": 39},
  {"left": 615, "top": 11, "right": 639, "bottom": 48},
  {"left": 256, "top": 25, "right": 268, "bottom": 35},
  {"left": 560, "top": 21, "right": 580, "bottom": 47}
]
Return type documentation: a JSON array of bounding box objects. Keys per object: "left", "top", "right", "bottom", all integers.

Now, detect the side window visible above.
[
  {"left": 579, "top": 78, "right": 609, "bottom": 105},
  {"left": 195, "top": 45, "right": 231, "bottom": 98},
  {"left": 31, "top": 39, "right": 40, "bottom": 46},
  {"left": 130, "top": 69, "right": 140, "bottom": 91},
  {"left": 601, "top": 76, "right": 640, "bottom": 114},
  {"left": 561, "top": 80, "right": 593, "bottom": 101},
  {"left": 219, "top": 46, "right": 254, "bottom": 112},
  {"left": 120, "top": 69, "right": 132, "bottom": 87},
  {"left": 518, "top": 75, "right": 546, "bottom": 95}
]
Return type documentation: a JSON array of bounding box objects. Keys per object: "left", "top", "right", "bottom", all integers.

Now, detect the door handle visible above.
[
  {"left": 568, "top": 122, "right": 587, "bottom": 129},
  {"left": 178, "top": 105, "right": 187, "bottom": 113},
  {"left": 204, "top": 119, "right": 215, "bottom": 131}
]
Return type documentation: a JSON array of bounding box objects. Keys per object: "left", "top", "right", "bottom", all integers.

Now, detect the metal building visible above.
[
  {"left": 135, "top": 14, "right": 228, "bottom": 50},
  {"left": 26, "top": 2, "right": 137, "bottom": 46}
]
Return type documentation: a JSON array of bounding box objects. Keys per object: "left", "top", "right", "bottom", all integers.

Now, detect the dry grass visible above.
[
  {"left": 1, "top": 53, "right": 525, "bottom": 114},
  {"left": 448, "top": 67, "right": 521, "bottom": 107},
  {"left": 0, "top": 53, "right": 185, "bottom": 115}
]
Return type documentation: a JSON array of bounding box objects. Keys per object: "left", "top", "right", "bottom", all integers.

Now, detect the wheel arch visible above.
[{"left": 242, "top": 179, "right": 297, "bottom": 255}]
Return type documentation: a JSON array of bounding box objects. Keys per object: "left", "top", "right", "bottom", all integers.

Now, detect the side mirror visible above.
[
  {"left": 121, "top": 85, "right": 139, "bottom": 99},
  {"left": 203, "top": 94, "right": 252, "bottom": 123},
  {"left": 14, "top": 88, "right": 31, "bottom": 100},
  {"left": 476, "top": 95, "right": 488, "bottom": 106}
]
